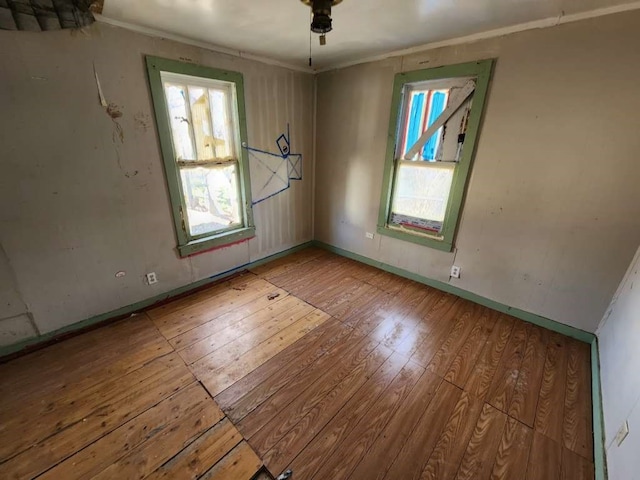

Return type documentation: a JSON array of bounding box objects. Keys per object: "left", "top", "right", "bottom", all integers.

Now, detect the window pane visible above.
[
  {"left": 188, "top": 87, "right": 216, "bottom": 160},
  {"left": 163, "top": 83, "right": 195, "bottom": 160},
  {"left": 180, "top": 164, "right": 241, "bottom": 237},
  {"left": 422, "top": 91, "right": 447, "bottom": 161},
  {"left": 209, "top": 88, "right": 233, "bottom": 159},
  {"left": 390, "top": 163, "right": 454, "bottom": 233}
]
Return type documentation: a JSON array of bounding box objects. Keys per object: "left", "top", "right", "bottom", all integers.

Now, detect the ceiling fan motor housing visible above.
[{"left": 302, "top": 0, "right": 342, "bottom": 34}]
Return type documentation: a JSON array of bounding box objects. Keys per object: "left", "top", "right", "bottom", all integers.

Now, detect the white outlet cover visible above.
[
  {"left": 146, "top": 272, "right": 158, "bottom": 285},
  {"left": 365, "top": 232, "right": 375, "bottom": 239},
  {"left": 615, "top": 421, "right": 630, "bottom": 447},
  {"left": 450, "top": 266, "right": 461, "bottom": 278}
]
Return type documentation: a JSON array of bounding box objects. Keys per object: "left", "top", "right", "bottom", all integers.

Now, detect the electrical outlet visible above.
[
  {"left": 450, "top": 265, "right": 461, "bottom": 279},
  {"left": 615, "top": 421, "right": 629, "bottom": 447},
  {"left": 145, "top": 272, "right": 158, "bottom": 285},
  {"left": 365, "top": 232, "right": 375, "bottom": 239}
]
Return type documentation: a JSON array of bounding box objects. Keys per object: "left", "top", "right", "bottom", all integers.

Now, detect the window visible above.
[
  {"left": 146, "top": 56, "right": 254, "bottom": 257},
  {"left": 378, "top": 60, "right": 493, "bottom": 251}
]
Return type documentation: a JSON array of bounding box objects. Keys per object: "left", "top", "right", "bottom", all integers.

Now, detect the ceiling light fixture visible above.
[{"left": 300, "top": 0, "right": 343, "bottom": 46}]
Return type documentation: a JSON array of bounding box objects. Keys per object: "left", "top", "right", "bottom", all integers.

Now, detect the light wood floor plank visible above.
[
  {"left": 197, "top": 309, "right": 330, "bottom": 396},
  {"left": 146, "top": 418, "right": 242, "bottom": 480},
  {"left": 427, "top": 302, "right": 484, "bottom": 377},
  {"left": 285, "top": 352, "right": 413, "bottom": 480},
  {"left": 420, "top": 391, "right": 485, "bottom": 480},
  {"left": 152, "top": 278, "right": 279, "bottom": 340},
  {"left": 249, "top": 247, "right": 327, "bottom": 279},
  {"left": 168, "top": 288, "right": 290, "bottom": 350},
  {"left": 262, "top": 344, "right": 394, "bottom": 474},
  {"left": 563, "top": 339, "right": 593, "bottom": 460},
  {"left": 444, "top": 309, "right": 500, "bottom": 388},
  {"left": 0, "top": 366, "right": 194, "bottom": 478},
  {"left": 40, "top": 383, "right": 222, "bottom": 480},
  {"left": 455, "top": 403, "right": 508, "bottom": 480},
  {"left": 246, "top": 337, "right": 382, "bottom": 455},
  {"left": 383, "top": 380, "right": 462, "bottom": 480},
  {"left": 147, "top": 273, "right": 261, "bottom": 321},
  {"left": 464, "top": 314, "right": 515, "bottom": 400},
  {"left": 199, "top": 441, "right": 263, "bottom": 480},
  {"left": 508, "top": 325, "right": 550, "bottom": 427},
  {"left": 535, "top": 333, "right": 569, "bottom": 443},
  {"left": 526, "top": 430, "right": 562, "bottom": 480},
  {"left": 180, "top": 294, "right": 311, "bottom": 365},
  {"left": 305, "top": 359, "right": 425, "bottom": 480},
  {"left": 409, "top": 298, "right": 466, "bottom": 367},
  {"left": 216, "top": 319, "right": 347, "bottom": 417},
  {"left": 348, "top": 371, "right": 442, "bottom": 480},
  {"left": 490, "top": 417, "right": 533, "bottom": 480},
  {"left": 0, "top": 352, "right": 188, "bottom": 461},
  {"left": 486, "top": 321, "right": 529, "bottom": 412},
  {"left": 561, "top": 445, "right": 595, "bottom": 480}
]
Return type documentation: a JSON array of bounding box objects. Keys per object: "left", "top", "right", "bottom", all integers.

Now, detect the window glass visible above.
[
  {"left": 164, "top": 83, "right": 195, "bottom": 161},
  {"left": 390, "top": 163, "right": 454, "bottom": 234},
  {"left": 161, "top": 73, "right": 243, "bottom": 238},
  {"left": 180, "top": 165, "right": 241, "bottom": 236}
]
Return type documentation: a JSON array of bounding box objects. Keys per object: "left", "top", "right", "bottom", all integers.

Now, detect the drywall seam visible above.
[
  {"left": 311, "top": 75, "right": 318, "bottom": 239},
  {"left": 0, "top": 241, "right": 314, "bottom": 359},
  {"left": 93, "top": 14, "right": 314, "bottom": 74},
  {"left": 315, "top": 1, "right": 640, "bottom": 72}
]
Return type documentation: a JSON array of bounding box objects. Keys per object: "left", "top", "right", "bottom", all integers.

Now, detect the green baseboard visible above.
[
  {"left": 591, "top": 338, "right": 608, "bottom": 480},
  {"left": 312, "top": 240, "right": 606, "bottom": 479},
  {"left": 0, "top": 241, "right": 314, "bottom": 359},
  {"left": 313, "top": 240, "right": 594, "bottom": 343}
]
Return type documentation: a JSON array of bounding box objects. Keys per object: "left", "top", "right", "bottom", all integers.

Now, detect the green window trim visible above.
[
  {"left": 145, "top": 55, "right": 255, "bottom": 257},
  {"left": 377, "top": 59, "right": 494, "bottom": 252}
]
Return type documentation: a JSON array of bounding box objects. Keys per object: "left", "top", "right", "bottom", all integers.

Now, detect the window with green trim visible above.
[
  {"left": 378, "top": 59, "right": 493, "bottom": 252},
  {"left": 146, "top": 56, "right": 255, "bottom": 257}
]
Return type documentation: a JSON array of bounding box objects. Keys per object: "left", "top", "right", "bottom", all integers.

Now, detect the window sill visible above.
[
  {"left": 178, "top": 226, "right": 256, "bottom": 257},
  {"left": 376, "top": 225, "right": 453, "bottom": 252}
]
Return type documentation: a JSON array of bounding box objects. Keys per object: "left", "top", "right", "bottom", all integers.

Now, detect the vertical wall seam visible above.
[{"left": 311, "top": 74, "right": 318, "bottom": 239}]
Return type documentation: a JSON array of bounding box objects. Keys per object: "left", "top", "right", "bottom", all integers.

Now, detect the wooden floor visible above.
[{"left": 0, "top": 247, "right": 594, "bottom": 479}]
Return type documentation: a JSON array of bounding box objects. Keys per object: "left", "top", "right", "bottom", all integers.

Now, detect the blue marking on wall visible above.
[{"left": 243, "top": 123, "right": 302, "bottom": 205}]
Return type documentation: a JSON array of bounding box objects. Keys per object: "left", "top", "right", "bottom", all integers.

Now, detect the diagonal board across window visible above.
[
  {"left": 378, "top": 59, "right": 494, "bottom": 252},
  {"left": 146, "top": 56, "right": 255, "bottom": 257}
]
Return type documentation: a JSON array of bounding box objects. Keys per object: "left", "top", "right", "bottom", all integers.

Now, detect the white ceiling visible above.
[{"left": 102, "top": 0, "right": 637, "bottom": 70}]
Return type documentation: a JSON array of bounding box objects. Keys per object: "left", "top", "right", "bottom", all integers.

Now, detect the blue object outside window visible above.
[
  {"left": 422, "top": 92, "right": 446, "bottom": 161},
  {"left": 404, "top": 93, "right": 424, "bottom": 157}
]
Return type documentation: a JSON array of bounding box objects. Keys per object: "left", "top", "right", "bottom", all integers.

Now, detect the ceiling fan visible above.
[{"left": 300, "top": 0, "right": 343, "bottom": 46}]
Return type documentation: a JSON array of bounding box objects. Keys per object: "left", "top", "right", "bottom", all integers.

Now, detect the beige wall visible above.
[
  {"left": 315, "top": 10, "right": 640, "bottom": 332},
  {"left": 0, "top": 23, "right": 314, "bottom": 339}
]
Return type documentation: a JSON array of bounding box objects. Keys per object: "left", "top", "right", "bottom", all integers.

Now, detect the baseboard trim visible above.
[
  {"left": 313, "top": 240, "right": 606, "bottom": 478},
  {"left": 313, "top": 240, "right": 594, "bottom": 343},
  {"left": 591, "top": 338, "right": 608, "bottom": 480},
  {"left": 0, "top": 241, "right": 314, "bottom": 361}
]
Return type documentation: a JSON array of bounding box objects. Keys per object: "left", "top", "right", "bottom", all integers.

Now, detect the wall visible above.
[
  {"left": 0, "top": 23, "right": 314, "bottom": 342},
  {"left": 597, "top": 246, "right": 640, "bottom": 479},
  {"left": 315, "top": 10, "right": 640, "bottom": 332}
]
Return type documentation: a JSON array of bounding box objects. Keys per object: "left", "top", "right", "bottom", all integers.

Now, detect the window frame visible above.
[
  {"left": 146, "top": 56, "right": 255, "bottom": 257},
  {"left": 377, "top": 59, "right": 494, "bottom": 252}
]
